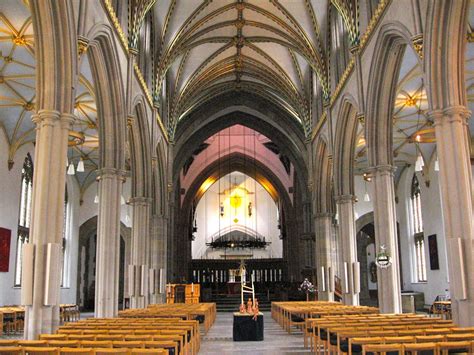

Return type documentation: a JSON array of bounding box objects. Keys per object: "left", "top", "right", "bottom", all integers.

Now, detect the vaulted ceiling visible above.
[{"left": 150, "top": 0, "right": 332, "bottom": 137}]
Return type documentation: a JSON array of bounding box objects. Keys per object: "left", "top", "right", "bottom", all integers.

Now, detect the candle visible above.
[{"left": 191, "top": 282, "right": 194, "bottom": 293}]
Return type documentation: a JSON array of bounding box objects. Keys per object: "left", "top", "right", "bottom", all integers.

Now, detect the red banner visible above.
[{"left": 0, "top": 228, "right": 12, "bottom": 272}]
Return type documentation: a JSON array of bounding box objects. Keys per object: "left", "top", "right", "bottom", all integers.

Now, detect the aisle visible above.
[{"left": 200, "top": 311, "right": 310, "bottom": 354}]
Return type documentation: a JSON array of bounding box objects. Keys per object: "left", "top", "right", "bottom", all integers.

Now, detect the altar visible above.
[{"left": 233, "top": 312, "right": 264, "bottom": 341}]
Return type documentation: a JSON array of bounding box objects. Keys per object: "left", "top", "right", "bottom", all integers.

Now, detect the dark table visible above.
[{"left": 233, "top": 312, "right": 264, "bottom": 341}]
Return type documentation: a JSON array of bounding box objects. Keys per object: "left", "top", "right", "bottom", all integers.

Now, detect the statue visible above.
[
  {"left": 239, "top": 303, "right": 246, "bottom": 314},
  {"left": 253, "top": 298, "right": 259, "bottom": 313}
]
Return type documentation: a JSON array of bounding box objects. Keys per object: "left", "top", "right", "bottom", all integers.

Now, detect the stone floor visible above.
[{"left": 199, "top": 312, "right": 311, "bottom": 354}]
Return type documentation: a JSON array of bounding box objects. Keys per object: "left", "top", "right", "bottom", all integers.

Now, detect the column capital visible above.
[
  {"left": 32, "top": 110, "right": 75, "bottom": 127},
  {"left": 96, "top": 168, "right": 127, "bottom": 180},
  {"left": 129, "top": 196, "right": 152, "bottom": 205},
  {"left": 428, "top": 105, "right": 471, "bottom": 124},
  {"left": 314, "top": 212, "right": 334, "bottom": 219},
  {"left": 366, "top": 164, "right": 396, "bottom": 175},
  {"left": 335, "top": 194, "right": 356, "bottom": 203}
]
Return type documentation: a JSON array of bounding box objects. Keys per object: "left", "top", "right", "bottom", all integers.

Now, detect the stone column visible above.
[
  {"left": 335, "top": 195, "right": 359, "bottom": 305},
  {"left": 314, "top": 213, "right": 335, "bottom": 301},
  {"left": 369, "top": 165, "right": 402, "bottom": 314},
  {"left": 129, "top": 197, "right": 151, "bottom": 308},
  {"left": 430, "top": 107, "right": 474, "bottom": 326},
  {"left": 24, "top": 110, "right": 74, "bottom": 339},
  {"left": 95, "top": 168, "right": 126, "bottom": 318},
  {"left": 149, "top": 214, "right": 167, "bottom": 304}
]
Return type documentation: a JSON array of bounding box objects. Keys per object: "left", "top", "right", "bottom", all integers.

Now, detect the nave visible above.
[{"left": 0, "top": 0, "right": 474, "bottom": 352}]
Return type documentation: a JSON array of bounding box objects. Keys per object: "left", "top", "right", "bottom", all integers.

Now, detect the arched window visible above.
[
  {"left": 411, "top": 174, "right": 426, "bottom": 282},
  {"left": 15, "top": 154, "right": 33, "bottom": 286}
]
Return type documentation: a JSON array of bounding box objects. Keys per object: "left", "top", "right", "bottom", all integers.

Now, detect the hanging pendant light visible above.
[
  {"left": 415, "top": 153, "right": 424, "bottom": 172},
  {"left": 77, "top": 158, "right": 85, "bottom": 172},
  {"left": 434, "top": 156, "right": 439, "bottom": 172},
  {"left": 121, "top": 195, "right": 126, "bottom": 205},
  {"left": 67, "top": 162, "right": 75, "bottom": 175},
  {"left": 94, "top": 194, "right": 99, "bottom": 204},
  {"left": 363, "top": 180, "right": 370, "bottom": 202}
]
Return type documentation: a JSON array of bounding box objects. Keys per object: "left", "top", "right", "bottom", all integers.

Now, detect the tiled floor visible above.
[{"left": 200, "top": 312, "right": 310, "bottom": 354}]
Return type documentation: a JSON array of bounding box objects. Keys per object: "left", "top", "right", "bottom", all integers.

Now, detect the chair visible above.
[
  {"left": 18, "top": 341, "right": 49, "bottom": 348},
  {"left": 129, "top": 350, "right": 167, "bottom": 355},
  {"left": 347, "top": 337, "right": 383, "bottom": 355},
  {"left": 112, "top": 341, "right": 143, "bottom": 349},
  {"left": 0, "top": 347, "right": 22, "bottom": 354},
  {"left": 445, "top": 333, "right": 474, "bottom": 342},
  {"left": 95, "top": 335, "right": 124, "bottom": 342},
  {"left": 47, "top": 341, "right": 80, "bottom": 348},
  {"left": 383, "top": 336, "right": 416, "bottom": 344},
  {"left": 40, "top": 335, "right": 68, "bottom": 341},
  {"left": 415, "top": 335, "right": 446, "bottom": 343},
  {"left": 68, "top": 336, "right": 95, "bottom": 342},
  {"left": 362, "top": 343, "right": 403, "bottom": 355},
  {"left": 402, "top": 342, "right": 437, "bottom": 355},
  {"left": 0, "top": 340, "right": 19, "bottom": 347},
  {"left": 22, "top": 347, "right": 59, "bottom": 355},
  {"left": 59, "top": 349, "right": 93, "bottom": 355},
  {"left": 144, "top": 341, "right": 177, "bottom": 355},
  {"left": 436, "top": 341, "right": 471, "bottom": 355},
  {"left": 124, "top": 336, "right": 152, "bottom": 342},
  {"left": 79, "top": 341, "right": 112, "bottom": 349},
  {"left": 93, "top": 349, "right": 129, "bottom": 355}
]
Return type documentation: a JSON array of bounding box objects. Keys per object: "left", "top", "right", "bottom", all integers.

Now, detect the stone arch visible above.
[
  {"left": 182, "top": 152, "right": 293, "bottom": 222},
  {"left": 86, "top": 24, "right": 127, "bottom": 170},
  {"left": 333, "top": 95, "right": 359, "bottom": 196},
  {"left": 425, "top": 1, "right": 469, "bottom": 110},
  {"left": 313, "top": 136, "right": 334, "bottom": 214},
  {"left": 129, "top": 97, "right": 152, "bottom": 198},
  {"left": 153, "top": 139, "right": 168, "bottom": 217},
  {"left": 365, "top": 22, "right": 417, "bottom": 166},
  {"left": 76, "top": 215, "right": 131, "bottom": 310},
  {"left": 173, "top": 93, "right": 308, "bottom": 191},
  {"left": 30, "top": 0, "right": 77, "bottom": 113}
]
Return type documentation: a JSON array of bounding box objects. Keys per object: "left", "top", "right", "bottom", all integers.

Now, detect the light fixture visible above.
[
  {"left": 77, "top": 158, "right": 85, "bottom": 172},
  {"left": 434, "top": 156, "right": 439, "bottom": 172},
  {"left": 415, "top": 153, "right": 424, "bottom": 172},
  {"left": 125, "top": 214, "right": 131, "bottom": 224},
  {"left": 121, "top": 195, "right": 126, "bottom": 205},
  {"left": 364, "top": 179, "right": 370, "bottom": 202},
  {"left": 67, "top": 162, "right": 75, "bottom": 175},
  {"left": 94, "top": 194, "right": 99, "bottom": 204}
]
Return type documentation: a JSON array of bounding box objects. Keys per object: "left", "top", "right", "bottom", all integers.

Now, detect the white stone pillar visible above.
[
  {"left": 95, "top": 168, "right": 126, "bottom": 318},
  {"left": 430, "top": 107, "right": 474, "bottom": 326},
  {"left": 314, "top": 213, "right": 335, "bottom": 301},
  {"left": 335, "top": 195, "right": 360, "bottom": 305},
  {"left": 149, "top": 214, "right": 167, "bottom": 304},
  {"left": 129, "top": 197, "right": 151, "bottom": 308},
  {"left": 24, "top": 110, "right": 74, "bottom": 339},
  {"left": 369, "top": 165, "right": 402, "bottom": 313}
]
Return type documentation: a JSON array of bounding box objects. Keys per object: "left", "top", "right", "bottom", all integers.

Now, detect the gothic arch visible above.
[
  {"left": 86, "top": 24, "right": 127, "bottom": 170},
  {"left": 313, "top": 136, "right": 334, "bottom": 215},
  {"left": 129, "top": 97, "right": 152, "bottom": 198},
  {"left": 365, "top": 22, "right": 417, "bottom": 167},
  {"left": 30, "top": 0, "right": 77, "bottom": 113},
  {"left": 333, "top": 95, "right": 359, "bottom": 196}
]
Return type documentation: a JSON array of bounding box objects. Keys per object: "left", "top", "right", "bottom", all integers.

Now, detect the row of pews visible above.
[
  {"left": 1, "top": 305, "right": 79, "bottom": 335},
  {"left": 273, "top": 301, "right": 474, "bottom": 354},
  {"left": 119, "top": 303, "right": 216, "bottom": 335},
  {"left": 0, "top": 303, "right": 216, "bottom": 355}
]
